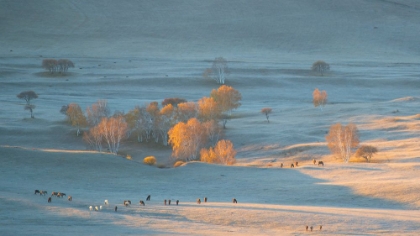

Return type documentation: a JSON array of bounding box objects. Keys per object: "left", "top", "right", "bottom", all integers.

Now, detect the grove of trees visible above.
[
  {"left": 17, "top": 90, "right": 38, "bottom": 118},
  {"left": 42, "top": 59, "right": 74, "bottom": 74},
  {"left": 325, "top": 123, "right": 360, "bottom": 163},
  {"left": 200, "top": 139, "right": 236, "bottom": 165}
]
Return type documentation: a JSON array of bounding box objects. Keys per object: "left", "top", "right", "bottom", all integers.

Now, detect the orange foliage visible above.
[
  {"left": 210, "top": 85, "right": 241, "bottom": 115},
  {"left": 198, "top": 97, "right": 221, "bottom": 121}
]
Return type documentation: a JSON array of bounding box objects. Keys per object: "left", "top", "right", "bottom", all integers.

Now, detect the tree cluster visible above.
[
  {"left": 60, "top": 86, "right": 241, "bottom": 164},
  {"left": 325, "top": 123, "right": 360, "bottom": 163},
  {"left": 42, "top": 59, "right": 74, "bottom": 74}
]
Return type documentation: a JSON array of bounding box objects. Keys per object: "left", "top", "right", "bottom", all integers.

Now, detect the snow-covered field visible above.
[{"left": 1, "top": 1, "right": 420, "bottom": 235}]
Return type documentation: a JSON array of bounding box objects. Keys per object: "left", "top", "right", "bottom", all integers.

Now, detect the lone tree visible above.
[
  {"left": 355, "top": 145, "right": 378, "bottom": 163},
  {"left": 204, "top": 57, "right": 229, "bottom": 84},
  {"left": 311, "top": 60, "right": 330, "bottom": 75},
  {"left": 17, "top": 91, "right": 38, "bottom": 118},
  {"left": 313, "top": 88, "right": 327, "bottom": 109},
  {"left": 261, "top": 108, "right": 272, "bottom": 123},
  {"left": 325, "top": 123, "right": 359, "bottom": 163}
]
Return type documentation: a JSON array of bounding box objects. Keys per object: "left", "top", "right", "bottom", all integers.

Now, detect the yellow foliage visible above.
[
  {"left": 200, "top": 140, "right": 236, "bottom": 165},
  {"left": 143, "top": 156, "right": 156, "bottom": 165}
]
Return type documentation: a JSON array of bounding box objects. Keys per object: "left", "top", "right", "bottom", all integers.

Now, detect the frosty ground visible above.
[{"left": 1, "top": 0, "right": 420, "bottom": 235}]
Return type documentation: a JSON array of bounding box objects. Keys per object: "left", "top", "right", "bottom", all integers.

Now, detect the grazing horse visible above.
[
  {"left": 51, "top": 192, "right": 58, "bottom": 197},
  {"left": 48, "top": 197, "right": 52, "bottom": 203},
  {"left": 124, "top": 200, "right": 131, "bottom": 206},
  {"left": 320, "top": 225, "right": 322, "bottom": 230},
  {"left": 139, "top": 200, "right": 145, "bottom": 206},
  {"left": 310, "top": 226, "right": 313, "bottom": 231},
  {"left": 95, "top": 206, "right": 99, "bottom": 211},
  {"left": 197, "top": 198, "right": 201, "bottom": 204},
  {"left": 306, "top": 226, "right": 308, "bottom": 231},
  {"left": 280, "top": 163, "right": 283, "bottom": 168},
  {"left": 232, "top": 198, "right": 237, "bottom": 204},
  {"left": 114, "top": 206, "right": 117, "bottom": 212},
  {"left": 318, "top": 161, "right": 324, "bottom": 166},
  {"left": 104, "top": 200, "right": 109, "bottom": 205},
  {"left": 176, "top": 200, "right": 179, "bottom": 205},
  {"left": 290, "top": 163, "right": 294, "bottom": 168},
  {"left": 34, "top": 190, "right": 40, "bottom": 195},
  {"left": 168, "top": 200, "right": 171, "bottom": 205},
  {"left": 204, "top": 197, "right": 207, "bottom": 203},
  {"left": 295, "top": 161, "right": 299, "bottom": 167},
  {"left": 57, "top": 192, "right": 66, "bottom": 198},
  {"left": 164, "top": 199, "right": 167, "bottom": 205},
  {"left": 146, "top": 195, "right": 151, "bottom": 201},
  {"left": 313, "top": 159, "right": 317, "bottom": 165},
  {"left": 40, "top": 190, "right": 47, "bottom": 196},
  {"left": 89, "top": 206, "right": 93, "bottom": 211},
  {"left": 68, "top": 196, "right": 72, "bottom": 201}
]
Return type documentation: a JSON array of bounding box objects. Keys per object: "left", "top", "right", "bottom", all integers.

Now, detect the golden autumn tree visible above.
[
  {"left": 168, "top": 118, "right": 208, "bottom": 161},
  {"left": 198, "top": 96, "right": 221, "bottom": 121},
  {"left": 175, "top": 102, "right": 197, "bottom": 123},
  {"left": 210, "top": 85, "right": 242, "bottom": 116},
  {"left": 313, "top": 88, "right": 327, "bottom": 109},
  {"left": 325, "top": 123, "right": 359, "bottom": 163},
  {"left": 200, "top": 139, "right": 236, "bottom": 165},
  {"left": 66, "top": 103, "right": 87, "bottom": 136}
]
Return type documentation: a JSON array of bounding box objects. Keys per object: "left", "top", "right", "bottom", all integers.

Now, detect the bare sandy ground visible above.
[{"left": 1, "top": 0, "right": 420, "bottom": 235}]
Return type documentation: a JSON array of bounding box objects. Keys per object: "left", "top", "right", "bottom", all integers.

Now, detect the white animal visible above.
[
  {"left": 99, "top": 205, "right": 103, "bottom": 210},
  {"left": 95, "top": 206, "right": 99, "bottom": 211},
  {"left": 104, "top": 200, "right": 109, "bottom": 205},
  {"left": 89, "top": 206, "right": 93, "bottom": 211}
]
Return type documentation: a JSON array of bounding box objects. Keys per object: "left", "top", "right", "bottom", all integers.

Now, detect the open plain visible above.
[{"left": 1, "top": 1, "right": 420, "bottom": 235}]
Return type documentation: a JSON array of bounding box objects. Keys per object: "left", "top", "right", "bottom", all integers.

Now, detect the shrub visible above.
[
  {"left": 143, "top": 156, "right": 156, "bottom": 165},
  {"left": 126, "top": 155, "right": 132, "bottom": 160},
  {"left": 173, "top": 161, "right": 185, "bottom": 167}
]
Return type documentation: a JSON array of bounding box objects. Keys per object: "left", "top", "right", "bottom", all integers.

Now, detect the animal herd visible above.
[
  {"left": 35, "top": 190, "right": 72, "bottom": 203},
  {"left": 280, "top": 160, "right": 325, "bottom": 168}
]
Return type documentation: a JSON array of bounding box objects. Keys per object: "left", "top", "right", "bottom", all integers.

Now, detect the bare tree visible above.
[
  {"left": 17, "top": 91, "right": 38, "bottom": 118},
  {"left": 355, "top": 145, "right": 378, "bottom": 162},
  {"left": 97, "top": 115, "right": 128, "bottom": 154},
  {"left": 83, "top": 126, "right": 103, "bottom": 152},
  {"left": 313, "top": 88, "right": 327, "bottom": 109},
  {"left": 311, "top": 60, "right": 330, "bottom": 75},
  {"left": 204, "top": 57, "right": 229, "bottom": 84},
  {"left": 86, "top": 100, "right": 110, "bottom": 126},
  {"left": 261, "top": 108, "right": 272, "bottom": 123},
  {"left": 325, "top": 123, "right": 359, "bottom": 163}
]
